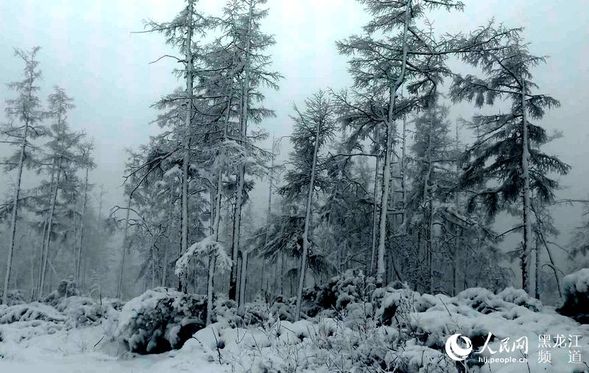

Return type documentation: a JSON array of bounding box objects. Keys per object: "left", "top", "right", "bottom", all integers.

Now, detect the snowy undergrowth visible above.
[
  {"left": 1, "top": 271, "right": 588, "bottom": 373},
  {"left": 0, "top": 291, "right": 225, "bottom": 372},
  {"left": 181, "top": 272, "right": 588, "bottom": 373}
]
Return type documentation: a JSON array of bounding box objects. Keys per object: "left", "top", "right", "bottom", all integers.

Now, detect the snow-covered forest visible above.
[{"left": 1, "top": 0, "right": 588, "bottom": 372}]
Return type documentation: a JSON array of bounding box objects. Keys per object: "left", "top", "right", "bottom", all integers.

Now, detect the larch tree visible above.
[
  {"left": 405, "top": 102, "right": 455, "bottom": 293},
  {"left": 451, "top": 35, "right": 570, "bottom": 294},
  {"left": 143, "top": 0, "right": 212, "bottom": 291},
  {"left": 1, "top": 47, "right": 46, "bottom": 304},
  {"left": 279, "top": 91, "right": 337, "bottom": 320},
  {"left": 223, "top": 0, "right": 280, "bottom": 302},
  {"left": 37, "top": 86, "right": 86, "bottom": 297},
  {"left": 74, "top": 141, "right": 96, "bottom": 286},
  {"left": 337, "top": 0, "right": 471, "bottom": 285}
]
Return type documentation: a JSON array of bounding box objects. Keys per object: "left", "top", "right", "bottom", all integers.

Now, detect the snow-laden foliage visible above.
[
  {"left": 114, "top": 287, "right": 206, "bottom": 354},
  {"left": 0, "top": 289, "right": 25, "bottom": 306},
  {"left": 0, "top": 302, "right": 65, "bottom": 324},
  {"left": 43, "top": 279, "right": 80, "bottom": 307},
  {"left": 212, "top": 298, "right": 271, "bottom": 328},
  {"left": 558, "top": 268, "right": 589, "bottom": 323},
  {"left": 456, "top": 287, "right": 542, "bottom": 314},
  {"left": 55, "top": 296, "right": 104, "bottom": 327},
  {"left": 175, "top": 236, "right": 232, "bottom": 278},
  {"left": 179, "top": 273, "right": 587, "bottom": 373}
]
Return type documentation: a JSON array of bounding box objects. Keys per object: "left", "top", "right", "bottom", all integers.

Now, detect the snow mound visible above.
[
  {"left": 0, "top": 302, "right": 65, "bottom": 324},
  {"left": 44, "top": 279, "right": 80, "bottom": 307},
  {"left": 0, "top": 289, "right": 26, "bottom": 306},
  {"left": 115, "top": 287, "right": 206, "bottom": 354},
  {"left": 55, "top": 296, "right": 105, "bottom": 326},
  {"left": 558, "top": 268, "right": 589, "bottom": 323}
]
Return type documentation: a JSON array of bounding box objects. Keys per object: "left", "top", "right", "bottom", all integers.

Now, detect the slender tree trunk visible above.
[
  {"left": 75, "top": 166, "right": 90, "bottom": 285},
  {"left": 370, "top": 131, "right": 381, "bottom": 276},
  {"left": 162, "top": 188, "right": 175, "bottom": 287},
  {"left": 180, "top": 0, "right": 195, "bottom": 292},
  {"left": 295, "top": 116, "right": 322, "bottom": 321},
  {"left": 534, "top": 235, "right": 540, "bottom": 299},
  {"left": 238, "top": 250, "right": 248, "bottom": 310},
  {"left": 542, "top": 237, "right": 562, "bottom": 299},
  {"left": 230, "top": 2, "right": 254, "bottom": 301},
  {"left": 40, "top": 158, "right": 62, "bottom": 297},
  {"left": 2, "top": 121, "right": 29, "bottom": 305},
  {"left": 205, "top": 255, "right": 216, "bottom": 325},
  {"left": 116, "top": 196, "right": 132, "bottom": 299},
  {"left": 520, "top": 77, "right": 532, "bottom": 294},
  {"left": 400, "top": 114, "right": 407, "bottom": 230},
  {"left": 376, "top": 0, "right": 411, "bottom": 286},
  {"left": 424, "top": 110, "right": 434, "bottom": 293},
  {"left": 35, "top": 163, "right": 56, "bottom": 299}
]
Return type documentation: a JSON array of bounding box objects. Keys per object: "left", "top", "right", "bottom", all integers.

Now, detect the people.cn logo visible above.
[{"left": 445, "top": 334, "right": 473, "bottom": 361}]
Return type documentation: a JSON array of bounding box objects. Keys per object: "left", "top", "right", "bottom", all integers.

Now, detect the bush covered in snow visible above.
[
  {"left": 55, "top": 296, "right": 105, "bottom": 326},
  {"left": 0, "top": 302, "right": 66, "bottom": 324},
  {"left": 299, "top": 269, "right": 375, "bottom": 318},
  {"left": 115, "top": 287, "right": 207, "bottom": 354},
  {"left": 0, "top": 289, "right": 26, "bottom": 306},
  {"left": 43, "top": 279, "right": 80, "bottom": 307},
  {"left": 193, "top": 272, "right": 579, "bottom": 373},
  {"left": 212, "top": 298, "right": 270, "bottom": 327},
  {"left": 557, "top": 268, "right": 589, "bottom": 323}
]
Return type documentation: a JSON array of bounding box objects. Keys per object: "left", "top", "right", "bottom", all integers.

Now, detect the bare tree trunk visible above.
[
  {"left": 521, "top": 77, "right": 532, "bottom": 294},
  {"left": 534, "top": 236, "right": 540, "bottom": 299},
  {"left": 2, "top": 121, "right": 29, "bottom": 305},
  {"left": 238, "top": 250, "right": 249, "bottom": 310},
  {"left": 400, "top": 114, "right": 407, "bottom": 229},
  {"left": 205, "top": 255, "right": 216, "bottom": 325},
  {"left": 295, "top": 115, "right": 322, "bottom": 321},
  {"left": 370, "top": 131, "right": 380, "bottom": 275},
  {"left": 376, "top": 0, "right": 411, "bottom": 286},
  {"left": 162, "top": 187, "right": 175, "bottom": 287},
  {"left": 75, "top": 166, "right": 90, "bottom": 285},
  {"left": 230, "top": 2, "right": 254, "bottom": 301},
  {"left": 424, "top": 110, "right": 434, "bottom": 293},
  {"left": 116, "top": 196, "right": 132, "bottom": 299},
  {"left": 180, "top": 0, "right": 195, "bottom": 292},
  {"left": 40, "top": 158, "right": 62, "bottom": 297}
]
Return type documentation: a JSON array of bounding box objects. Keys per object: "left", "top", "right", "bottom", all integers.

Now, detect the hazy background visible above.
[{"left": 1, "top": 0, "right": 587, "bottom": 252}]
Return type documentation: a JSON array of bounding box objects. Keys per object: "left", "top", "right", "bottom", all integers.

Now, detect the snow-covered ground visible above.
[
  {"left": 0, "top": 321, "right": 226, "bottom": 373},
  {"left": 1, "top": 282, "right": 588, "bottom": 373}
]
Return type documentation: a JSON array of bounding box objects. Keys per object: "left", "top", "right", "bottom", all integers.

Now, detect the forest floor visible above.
[
  {"left": 0, "top": 321, "right": 226, "bottom": 373},
  {"left": 1, "top": 285, "right": 588, "bottom": 372}
]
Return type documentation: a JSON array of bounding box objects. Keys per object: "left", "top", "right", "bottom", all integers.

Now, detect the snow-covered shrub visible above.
[
  {"left": 44, "top": 279, "right": 80, "bottom": 306},
  {"left": 557, "top": 268, "right": 589, "bottom": 323},
  {"left": 115, "top": 287, "right": 206, "bottom": 354},
  {"left": 0, "top": 302, "right": 65, "bottom": 324},
  {"left": 496, "top": 287, "right": 542, "bottom": 311},
  {"left": 269, "top": 296, "right": 295, "bottom": 321},
  {"left": 56, "top": 296, "right": 104, "bottom": 326},
  {"left": 1, "top": 289, "right": 26, "bottom": 306},
  {"left": 298, "top": 270, "right": 375, "bottom": 319},
  {"left": 456, "top": 287, "right": 503, "bottom": 314},
  {"left": 211, "top": 298, "right": 270, "bottom": 328}
]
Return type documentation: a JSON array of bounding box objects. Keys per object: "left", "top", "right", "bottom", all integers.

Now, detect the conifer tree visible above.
[
  {"left": 1, "top": 47, "right": 46, "bottom": 304},
  {"left": 451, "top": 35, "right": 570, "bottom": 293}
]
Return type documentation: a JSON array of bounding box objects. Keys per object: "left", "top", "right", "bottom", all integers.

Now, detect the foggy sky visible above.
[{"left": 1, "top": 0, "right": 588, "bottom": 249}]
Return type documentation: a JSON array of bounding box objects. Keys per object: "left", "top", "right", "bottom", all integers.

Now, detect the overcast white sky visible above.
[{"left": 1, "top": 0, "right": 588, "bottom": 244}]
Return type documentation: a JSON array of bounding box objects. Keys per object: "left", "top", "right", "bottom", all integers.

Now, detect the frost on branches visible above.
[{"left": 175, "top": 236, "right": 232, "bottom": 278}]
